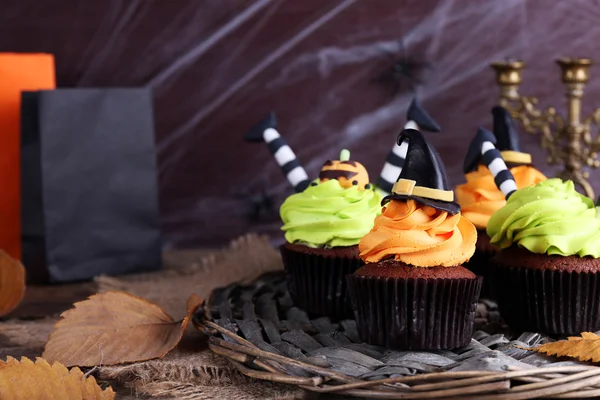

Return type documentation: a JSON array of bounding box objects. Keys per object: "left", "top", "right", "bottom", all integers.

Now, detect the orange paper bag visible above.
[{"left": 0, "top": 53, "right": 55, "bottom": 259}]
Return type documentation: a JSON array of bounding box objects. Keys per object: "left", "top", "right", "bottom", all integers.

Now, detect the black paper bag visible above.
[{"left": 21, "top": 88, "right": 162, "bottom": 283}]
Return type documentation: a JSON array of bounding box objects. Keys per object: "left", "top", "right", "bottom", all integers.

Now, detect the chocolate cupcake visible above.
[
  {"left": 243, "top": 114, "right": 381, "bottom": 319},
  {"left": 487, "top": 178, "right": 600, "bottom": 336},
  {"left": 456, "top": 107, "right": 546, "bottom": 297},
  {"left": 347, "top": 128, "right": 482, "bottom": 350},
  {"left": 279, "top": 149, "right": 381, "bottom": 320}
]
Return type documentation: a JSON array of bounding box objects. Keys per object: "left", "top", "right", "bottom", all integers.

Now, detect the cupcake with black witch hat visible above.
[
  {"left": 347, "top": 129, "right": 482, "bottom": 350},
  {"left": 456, "top": 107, "right": 546, "bottom": 295},
  {"left": 462, "top": 127, "right": 600, "bottom": 336},
  {"left": 471, "top": 126, "right": 600, "bottom": 335}
]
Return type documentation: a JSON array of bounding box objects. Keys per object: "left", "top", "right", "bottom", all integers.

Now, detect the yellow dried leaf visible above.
[
  {"left": 529, "top": 332, "right": 600, "bottom": 362},
  {"left": 43, "top": 291, "right": 203, "bottom": 367},
  {"left": 0, "top": 250, "right": 25, "bottom": 316},
  {"left": 0, "top": 356, "right": 114, "bottom": 399}
]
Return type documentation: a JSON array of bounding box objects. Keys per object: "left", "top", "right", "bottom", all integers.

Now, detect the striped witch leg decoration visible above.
[
  {"left": 465, "top": 127, "right": 517, "bottom": 199},
  {"left": 244, "top": 112, "right": 310, "bottom": 192},
  {"left": 376, "top": 125, "right": 411, "bottom": 195},
  {"left": 376, "top": 98, "right": 441, "bottom": 195}
]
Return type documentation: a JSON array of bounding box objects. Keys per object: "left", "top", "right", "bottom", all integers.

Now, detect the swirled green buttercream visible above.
[
  {"left": 486, "top": 178, "right": 600, "bottom": 257},
  {"left": 280, "top": 179, "right": 382, "bottom": 247}
]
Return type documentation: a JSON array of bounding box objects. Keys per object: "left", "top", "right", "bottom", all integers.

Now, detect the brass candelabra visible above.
[{"left": 490, "top": 58, "right": 600, "bottom": 198}]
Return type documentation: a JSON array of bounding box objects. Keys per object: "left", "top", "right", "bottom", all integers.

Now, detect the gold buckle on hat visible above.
[
  {"left": 392, "top": 179, "right": 454, "bottom": 202},
  {"left": 500, "top": 150, "right": 532, "bottom": 164}
]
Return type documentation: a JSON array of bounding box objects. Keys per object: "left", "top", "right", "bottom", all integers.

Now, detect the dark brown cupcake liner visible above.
[
  {"left": 346, "top": 274, "right": 483, "bottom": 350},
  {"left": 464, "top": 230, "right": 498, "bottom": 299},
  {"left": 280, "top": 245, "right": 363, "bottom": 320},
  {"left": 491, "top": 263, "right": 600, "bottom": 336}
]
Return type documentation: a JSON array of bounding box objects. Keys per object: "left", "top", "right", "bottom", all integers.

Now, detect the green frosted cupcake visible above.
[
  {"left": 279, "top": 150, "right": 381, "bottom": 320},
  {"left": 487, "top": 178, "right": 600, "bottom": 335}
]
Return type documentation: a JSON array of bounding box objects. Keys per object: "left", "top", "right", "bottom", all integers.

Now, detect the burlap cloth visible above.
[{"left": 0, "top": 235, "right": 311, "bottom": 400}]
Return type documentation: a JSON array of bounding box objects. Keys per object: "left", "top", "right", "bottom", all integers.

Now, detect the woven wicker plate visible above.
[{"left": 194, "top": 271, "right": 600, "bottom": 399}]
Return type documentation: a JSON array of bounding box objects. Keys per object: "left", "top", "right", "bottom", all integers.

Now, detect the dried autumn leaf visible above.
[
  {"left": 43, "top": 291, "right": 203, "bottom": 367},
  {"left": 0, "top": 356, "right": 114, "bottom": 399},
  {"left": 528, "top": 332, "right": 600, "bottom": 362},
  {"left": 0, "top": 250, "right": 25, "bottom": 316}
]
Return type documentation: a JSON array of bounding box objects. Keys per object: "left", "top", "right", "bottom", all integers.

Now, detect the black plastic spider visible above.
[
  {"left": 373, "top": 40, "right": 432, "bottom": 97},
  {"left": 235, "top": 190, "right": 278, "bottom": 222}
]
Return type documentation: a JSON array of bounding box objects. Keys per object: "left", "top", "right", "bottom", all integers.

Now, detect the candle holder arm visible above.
[
  {"left": 584, "top": 109, "right": 600, "bottom": 160},
  {"left": 514, "top": 97, "right": 567, "bottom": 165}
]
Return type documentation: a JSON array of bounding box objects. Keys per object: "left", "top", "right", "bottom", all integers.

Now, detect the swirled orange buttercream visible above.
[
  {"left": 455, "top": 165, "right": 546, "bottom": 230},
  {"left": 358, "top": 200, "right": 476, "bottom": 267}
]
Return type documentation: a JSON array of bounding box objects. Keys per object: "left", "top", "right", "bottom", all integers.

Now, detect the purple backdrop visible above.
[{"left": 3, "top": 0, "right": 600, "bottom": 247}]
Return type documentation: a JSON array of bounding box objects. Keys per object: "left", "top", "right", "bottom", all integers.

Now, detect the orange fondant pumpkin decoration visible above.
[{"left": 318, "top": 149, "right": 370, "bottom": 190}]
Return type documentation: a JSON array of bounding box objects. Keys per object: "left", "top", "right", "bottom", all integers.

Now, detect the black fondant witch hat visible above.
[
  {"left": 491, "top": 106, "right": 532, "bottom": 165},
  {"left": 383, "top": 129, "right": 460, "bottom": 214},
  {"left": 407, "top": 98, "right": 441, "bottom": 132}
]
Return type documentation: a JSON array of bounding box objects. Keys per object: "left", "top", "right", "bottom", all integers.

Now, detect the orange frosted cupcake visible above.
[
  {"left": 456, "top": 106, "right": 545, "bottom": 296},
  {"left": 347, "top": 129, "right": 482, "bottom": 350}
]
